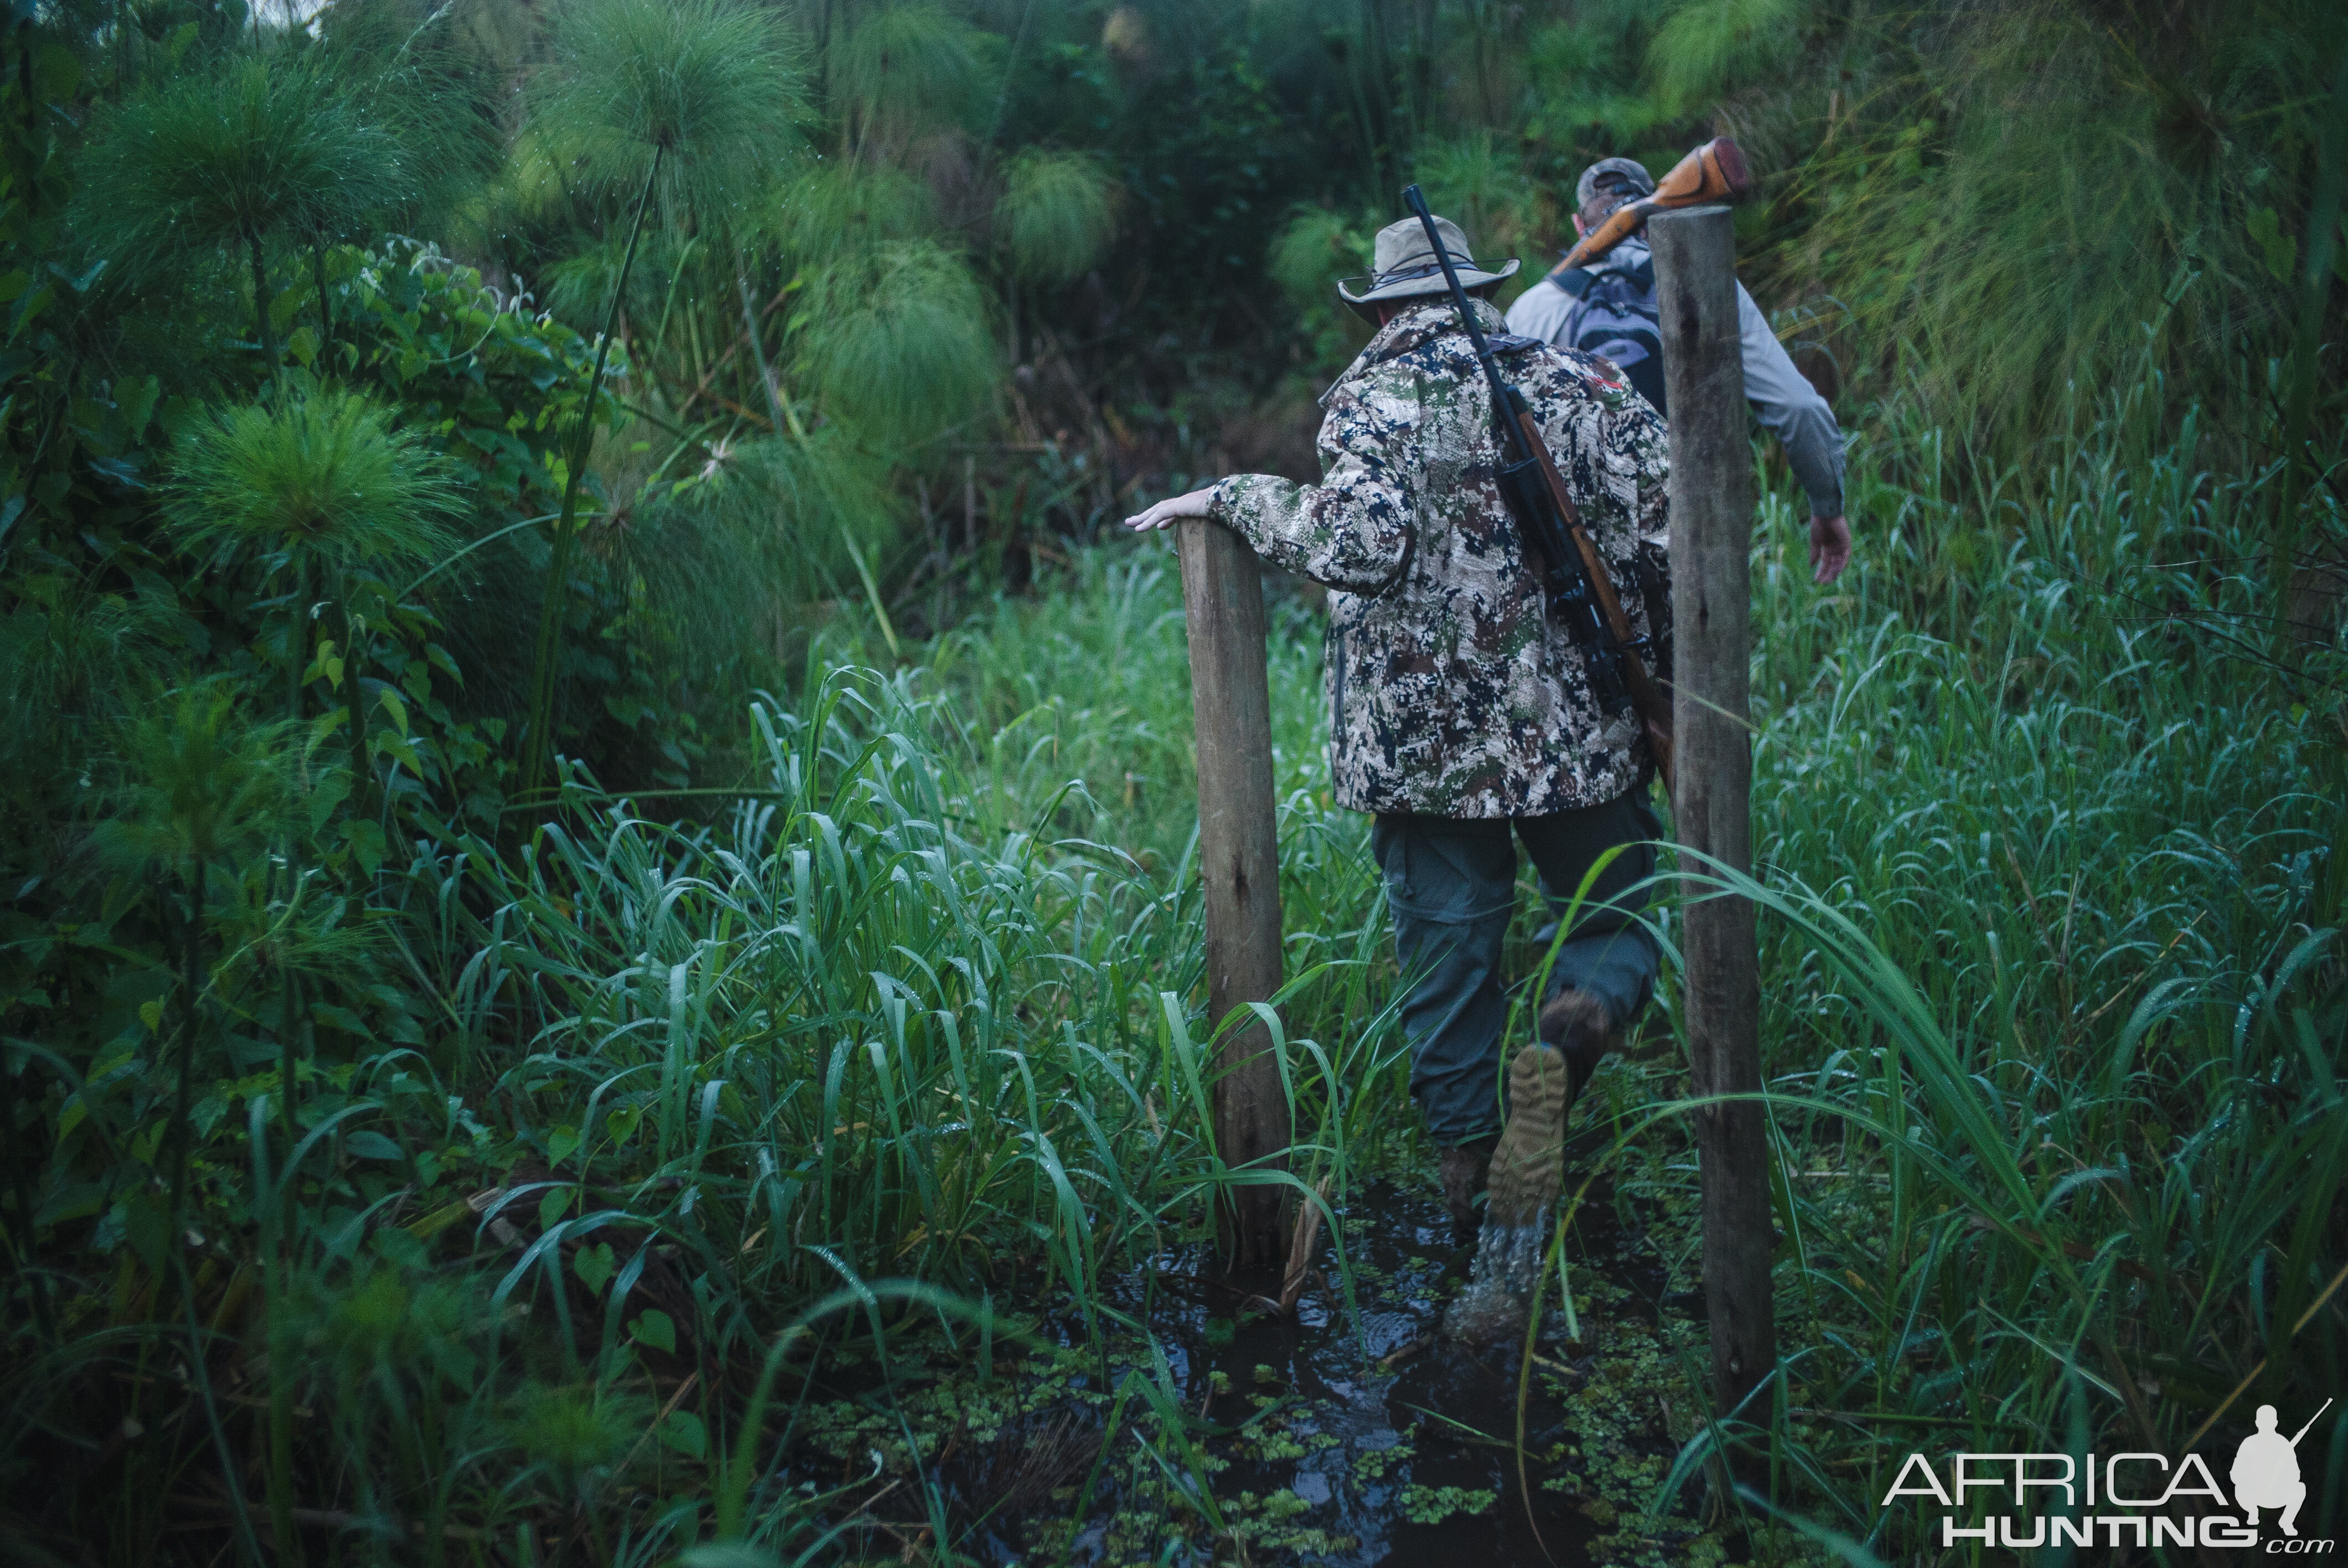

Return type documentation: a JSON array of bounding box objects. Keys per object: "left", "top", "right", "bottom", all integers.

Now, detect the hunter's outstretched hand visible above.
[
  {"left": 1125, "top": 487, "right": 1217, "bottom": 532},
  {"left": 1809, "top": 513, "right": 1852, "bottom": 585}
]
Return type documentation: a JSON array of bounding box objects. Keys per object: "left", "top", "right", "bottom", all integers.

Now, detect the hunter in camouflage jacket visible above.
[{"left": 1207, "top": 296, "right": 1671, "bottom": 818}]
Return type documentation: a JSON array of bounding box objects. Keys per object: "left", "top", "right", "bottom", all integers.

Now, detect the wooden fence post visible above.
[
  {"left": 1177, "top": 517, "right": 1291, "bottom": 1271},
  {"left": 1651, "top": 205, "right": 1777, "bottom": 1426}
]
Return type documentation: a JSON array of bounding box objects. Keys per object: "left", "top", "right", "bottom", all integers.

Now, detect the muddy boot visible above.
[
  {"left": 1537, "top": 988, "right": 1614, "bottom": 1109},
  {"left": 1438, "top": 1136, "right": 1497, "bottom": 1244},
  {"left": 1480, "top": 992, "right": 1615, "bottom": 1235},
  {"left": 1485, "top": 1044, "right": 1572, "bottom": 1230}
]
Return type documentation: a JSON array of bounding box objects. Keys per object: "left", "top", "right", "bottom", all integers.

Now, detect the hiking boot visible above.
[
  {"left": 1537, "top": 988, "right": 1614, "bottom": 1107},
  {"left": 1487, "top": 1043, "right": 1577, "bottom": 1228},
  {"left": 1439, "top": 1136, "right": 1497, "bottom": 1244}
]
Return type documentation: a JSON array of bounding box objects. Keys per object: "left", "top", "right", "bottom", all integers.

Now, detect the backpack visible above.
[{"left": 1554, "top": 249, "right": 1667, "bottom": 416}]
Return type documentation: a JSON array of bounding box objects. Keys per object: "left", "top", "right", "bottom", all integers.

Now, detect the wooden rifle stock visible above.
[
  {"left": 1513, "top": 407, "right": 1676, "bottom": 793},
  {"left": 1548, "top": 137, "right": 1751, "bottom": 280}
]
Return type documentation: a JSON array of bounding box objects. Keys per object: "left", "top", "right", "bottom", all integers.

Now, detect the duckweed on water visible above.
[
  {"left": 1350, "top": 1438, "right": 1413, "bottom": 1482},
  {"left": 749, "top": 1168, "right": 1770, "bottom": 1564},
  {"left": 1396, "top": 1484, "right": 1497, "bottom": 1524}
]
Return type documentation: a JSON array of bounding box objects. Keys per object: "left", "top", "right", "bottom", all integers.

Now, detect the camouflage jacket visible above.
[{"left": 1209, "top": 297, "right": 1670, "bottom": 818}]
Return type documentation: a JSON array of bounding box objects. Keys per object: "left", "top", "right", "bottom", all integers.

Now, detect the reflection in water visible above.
[{"left": 943, "top": 1173, "right": 1718, "bottom": 1566}]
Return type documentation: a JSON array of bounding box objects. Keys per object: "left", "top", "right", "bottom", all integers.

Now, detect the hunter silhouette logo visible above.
[
  {"left": 2235, "top": 1400, "right": 2332, "bottom": 1538},
  {"left": 1880, "top": 1397, "right": 2338, "bottom": 1551}
]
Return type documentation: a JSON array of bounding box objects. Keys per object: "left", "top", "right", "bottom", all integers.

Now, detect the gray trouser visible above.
[{"left": 1372, "top": 791, "right": 1662, "bottom": 1147}]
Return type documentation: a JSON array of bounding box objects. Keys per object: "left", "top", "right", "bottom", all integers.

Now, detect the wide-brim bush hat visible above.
[{"left": 1337, "top": 214, "right": 1519, "bottom": 321}]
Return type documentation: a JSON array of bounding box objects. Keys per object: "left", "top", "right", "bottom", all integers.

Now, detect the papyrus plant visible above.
[
  {"left": 516, "top": 0, "right": 804, "bottom": 797},
  {"left": 168, "top": 385, "right": 458, "bottom": 1147},
  {"left": 80, "top": 51, "right": 407, "bottom": 374}
]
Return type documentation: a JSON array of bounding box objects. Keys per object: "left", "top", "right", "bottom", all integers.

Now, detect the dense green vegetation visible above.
[{"left": 2, "top": 0, "right": 2344, "bottom": 1563}]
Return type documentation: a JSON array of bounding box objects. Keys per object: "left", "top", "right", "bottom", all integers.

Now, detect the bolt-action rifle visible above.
[
  {"left": 1547, "top": 137, "right": 1751, "bottom": 281},
  {"left": 1400, "top": 183, "right": 1675, "bottom": 790}
]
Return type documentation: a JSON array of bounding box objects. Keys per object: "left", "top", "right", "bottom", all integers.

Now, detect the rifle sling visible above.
[
  {"left": 1510, "top": 405, "right": 1678, "bottom": 786},
  {"left": 1510, "top": 408, "right": 1638, "bottom": 649}
]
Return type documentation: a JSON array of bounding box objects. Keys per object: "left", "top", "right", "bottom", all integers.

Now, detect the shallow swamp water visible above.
[{"left": 774, "top": 1162, "right": 1748, "bottom": 1566}]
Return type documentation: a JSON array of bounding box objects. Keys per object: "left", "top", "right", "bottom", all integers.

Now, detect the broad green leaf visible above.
[
  {"left": 658, "top": 1409, "right": 707, "bottom": 1459},
  {"left": 629, "top": 1308, "right": 676, "bottom": 1355},
  {"left": 572, "top": 1240, "right": 616, "bottom": 1296}
]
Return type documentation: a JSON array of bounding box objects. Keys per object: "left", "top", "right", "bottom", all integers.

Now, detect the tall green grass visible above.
[
  {"left": 1594, "top": 367, "right": 2346, "bottom": 1554},
  {"left": 380, "top": 664, "right": 1423, "bottom": 1552},
  {"left": 7, "top": 347, "right": 2341, "bottom": 1562},
  {"left": 7, "top": 644, "right": 1413, "bottom": 1560},
  {"left": 656, "top": 345, "right": 2342, "bottom": 1552}
]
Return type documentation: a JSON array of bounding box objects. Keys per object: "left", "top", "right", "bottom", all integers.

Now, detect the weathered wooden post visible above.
[
  {"left": 1651, "top": 206, "right": 1776, "bottom": 1424},
  {"left": 1176, "top": 517, "right": 1291, "bottom": 1270}
]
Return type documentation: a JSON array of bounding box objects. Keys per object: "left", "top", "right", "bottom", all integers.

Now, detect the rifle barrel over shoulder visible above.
[{"left": 1548, "top": 138, "right": 1752, "bottom": 278}]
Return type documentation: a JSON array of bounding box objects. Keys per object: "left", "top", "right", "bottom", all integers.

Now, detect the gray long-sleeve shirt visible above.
[{"left": 1504, "top": 238, "right": 1846, "bottom": 518}]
